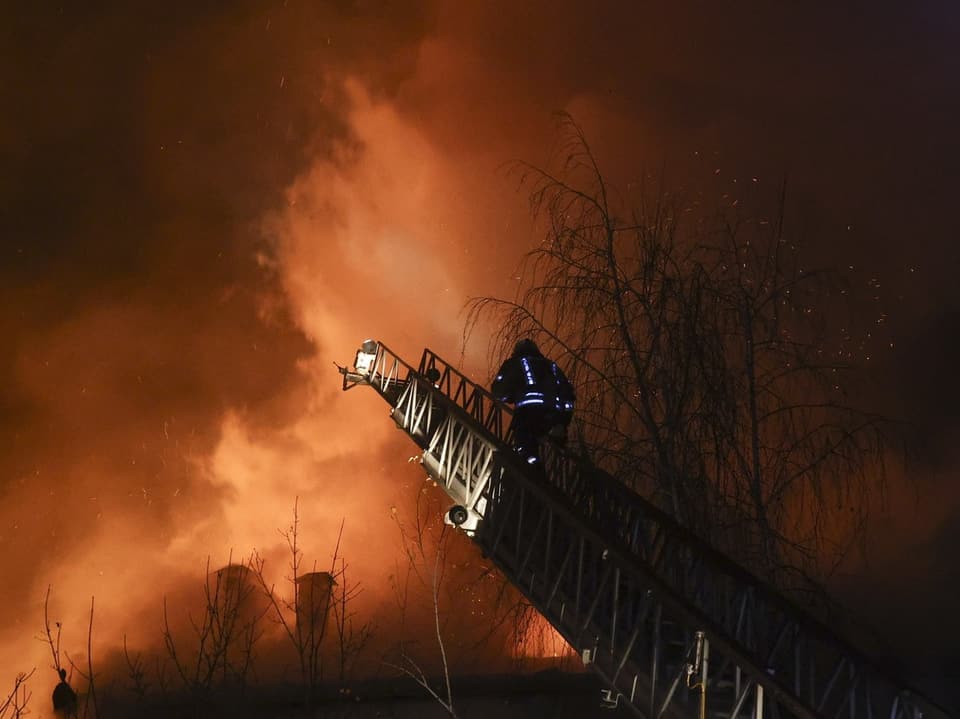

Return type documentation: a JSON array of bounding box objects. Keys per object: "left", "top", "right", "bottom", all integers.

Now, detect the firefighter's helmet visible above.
[{"left": 513, "top": 338, "right": 541, "bottom": 357}]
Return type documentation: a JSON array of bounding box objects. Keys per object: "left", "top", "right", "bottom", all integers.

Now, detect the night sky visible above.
[{"left": 3, "top": 0, "right": 959, "bottom": 711}]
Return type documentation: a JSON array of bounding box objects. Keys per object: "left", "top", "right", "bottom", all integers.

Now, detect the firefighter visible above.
[{"left": 492, "top": 339, "right": 575, "bottom": 464}]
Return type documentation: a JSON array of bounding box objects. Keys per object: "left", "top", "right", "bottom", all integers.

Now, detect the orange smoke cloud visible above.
[
  {"left": 0, "top": 63, "right": 536, "bottom": 705},
  {"left": 5, "top": 1, "right": 960, "bottom": 713}
]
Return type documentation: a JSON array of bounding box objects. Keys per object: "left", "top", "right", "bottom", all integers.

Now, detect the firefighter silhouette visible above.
[
  {"left": 492, "top": 339, "right": 575, "bottom": 464},
  {"left": 52, "top": 668, "right": 77, "bottom": 718}
]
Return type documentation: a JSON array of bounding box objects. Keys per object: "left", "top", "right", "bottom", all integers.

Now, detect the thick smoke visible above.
[{"left": 2, "top": 0, "right": 959, "bottom": 705}]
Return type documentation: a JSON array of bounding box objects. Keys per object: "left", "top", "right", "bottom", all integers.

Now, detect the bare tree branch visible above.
[{"left": 467, "top": 112, "right": 899, "bottom": 596}]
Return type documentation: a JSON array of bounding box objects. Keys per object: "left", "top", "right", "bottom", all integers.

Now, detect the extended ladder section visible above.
[{"left": 339, "top": 340, "right": 950, "bottom": 719}]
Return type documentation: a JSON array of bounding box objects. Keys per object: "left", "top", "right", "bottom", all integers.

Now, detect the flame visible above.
[
  {"left": 0, "top": 72, "right": 535, "bottom": 705},
  {"left": 512, "top": 611, "right": 577, "bottom": 663},
  {"left": 7, "top": 5, "right": 955, "bottom": 712}
]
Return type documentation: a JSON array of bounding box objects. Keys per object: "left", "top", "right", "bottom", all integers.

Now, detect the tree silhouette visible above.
[{"left": 468, "top": 113, "right": 893, "bottom": 592}]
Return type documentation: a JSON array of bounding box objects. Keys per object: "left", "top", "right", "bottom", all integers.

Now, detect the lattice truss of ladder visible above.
[{"left": 339, "top": 340, "right": 951, "bottom": 719}]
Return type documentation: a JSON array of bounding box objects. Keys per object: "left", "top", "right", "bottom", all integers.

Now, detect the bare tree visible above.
[
  {"left": 467, "top": 113, "right": 893, "bottom": 590},
  {"left": 691, "top": 194, "right": 891, "bottom": 581},
  {"left": 42, "top": 585, "right": 65, "bottom": 674},
  {"left": 330, "top": 552, "right": 375, "bottom": 682},
  {"left": 63, "top": 597, "right": 99, "bottom": 719},
  {"left": 40, "top": 587, "right": 95, "bottom": 718},
  {"left": 250, "top": 499, "right": 341, "bottom": 705},
  {"left": 0, "top": 669, "right": 35, "bottom": 719},
  {"left": 162, "top": 552, "right": 266, "bottom": 697},
  {"left": 154, "top": 656, "right": 171, "bottom": 698},
  {"left": 384, "top": 480, "right": 568, "bottom": 706},
  {"left": 122, "top": 634, "right": 149, "bottom": 702},
  {"left": 384, "top": 506, "right": 459, "bottom": 719}
]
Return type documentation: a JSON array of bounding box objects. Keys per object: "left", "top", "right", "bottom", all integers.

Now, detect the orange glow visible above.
[
  {"left": 5, "top": 4, "right": 959, "bottom": 715},
  {"left": 0, "top": 68, "right": 534, "bottom": 700},
  {"left": 512, "top": 611, "right": 577, "bottom": 664}
]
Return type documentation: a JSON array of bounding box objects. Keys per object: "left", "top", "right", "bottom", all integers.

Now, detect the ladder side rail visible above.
[
  {"left": 537, "top": 443, "right": 949, "bottom": 719},
  {"left": 419, "top": 348, "right": 513, "bottom": 443},
  {"left": 393, "top": 373, "right": 501, "bottom": 522},
  {"left": 543, "top": 442, "right": 807, "bottom": 664},
  {"left": 476, "top": 452, "right": 822, "bottom": 719},
  {"left": 479, "top": 468, "right": 689, "bottom": 718}
]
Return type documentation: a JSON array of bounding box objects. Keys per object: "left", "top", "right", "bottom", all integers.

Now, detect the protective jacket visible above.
[
  {"left": 492, "top": 342, "right": 574, "bottom": 464},
  {"left": 492, "top": 352, "right": 575, "bottom": 419}
]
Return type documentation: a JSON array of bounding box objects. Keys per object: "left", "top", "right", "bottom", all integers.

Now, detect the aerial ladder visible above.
[{"left": 338, "top": 339, "right": 951, "bottom": 719}]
